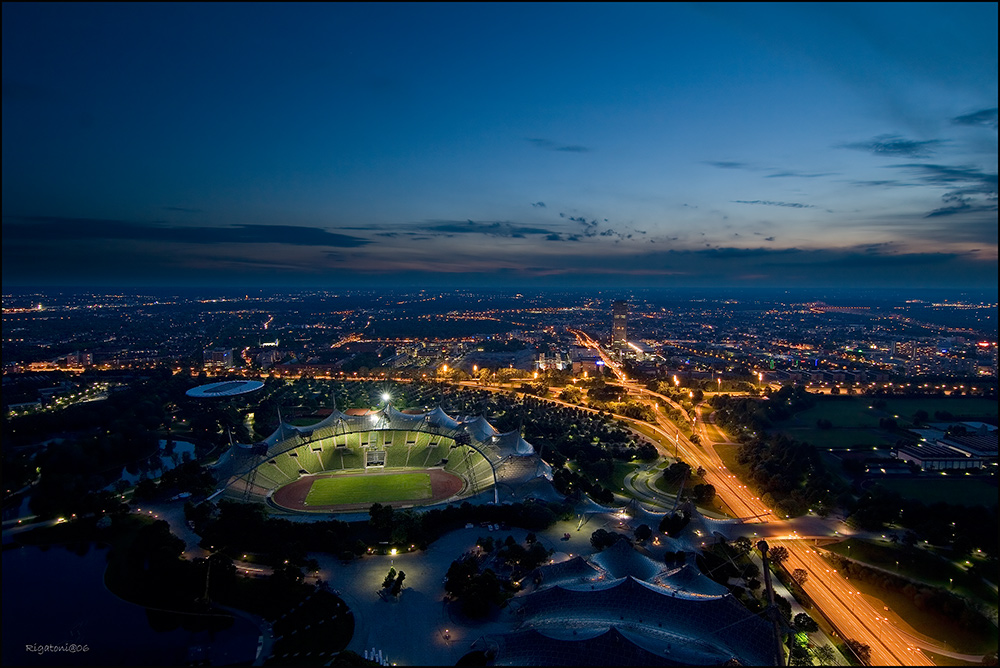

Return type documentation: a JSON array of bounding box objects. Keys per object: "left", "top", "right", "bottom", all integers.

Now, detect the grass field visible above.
[
  {"left": 304, "top": 472, "right": 432, "bottom": 505},
  {"left": 771, "top": 395, "right": 997, "bottom": 451},
  {"left": 779, "top": 395, "right": 996, "bottom": 427},
  {"left": 881, "top": 397, "right": 998, "bottom": 421},
  {"left": 872, "top": 477, "right": 998, "bottom": 507},
  {"left": 783, "top": 399, "right": 884, "bottom": 429},
  {"left": 779, "top": 427, "right": 892, "bottom": 450}
]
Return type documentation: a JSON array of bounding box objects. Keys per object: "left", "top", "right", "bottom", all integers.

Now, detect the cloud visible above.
[
  {"left": 530, "top": 201, "right": 546, "bottom": 208},
  {"left": 526, "top": 138, "right": 590, "bottom": 153},
  {"left": 883, "top": 163, "right": 998, "bottom": 220},
  {"left": 704, "top": 161, "right": 752, "bottom": 170},
  {"left": 162, "top": 206, "right": 203, "bottom": 213},
  {"left": 409, "top": 219, "right": 562, "bottom": 239},
  {"left": 706, "top": 161, "right": 834, "bottom": 179},
  {"left": 849, "top": 179, "right": 914, "bottom": 187},
  {"left": 732, "top": 200, "right": 815, "bottom": 209},
  {"left": 765, "top": 170, "right": 834, "bottom": 178},
  {"left": 952, "top": 108, "right": 998, "bottom": 130},
  {"left": 3, "top": 216, "right": 371, "bottom": 247},
  {"left": 887, "top": 163, "right": 998, "bottom": 191},
  {"left": 562, "top": 215, "right": 600, "bottom": 237},
  {"left": 839, "top": 134, "right": 944, "bottom": 158}
]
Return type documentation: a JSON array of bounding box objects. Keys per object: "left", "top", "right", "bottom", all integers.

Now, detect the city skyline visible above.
[{"left": 2, "top": 3, "right": 997, "bottom": 289}]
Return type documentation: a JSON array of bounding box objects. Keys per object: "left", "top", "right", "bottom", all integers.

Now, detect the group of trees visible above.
[
  {"left": 495, "top": 533, "right": 553, "bottom": 580},
  {"left": 133, "top": 460, "right": 216, "bottom": 502},
  {"left": 590, "top": 528, "right": 629, "bottom": 550},
  {"left": 848, "top": 486, "right": 998, "bottom": 559},
  {"left": 444, "top": 556, "right": 512, "bottom": 619},
  {"left": 658, "top": 509, "right": 691, "bottom": 537},
  {"left": 733, "top": 434, "right": 836, "bottom": 517},
  {"left": 366, "top": 500, "right": 571, "bottom": 551},
  {"left": 196, "top": 498, "right": 571, "bottom": 570},
  {"left": 711, "top": 384, "right": 817, "bottom": 433},
  {"left": 708, "top": 385, "right": 838, "bottom": 517},
  {"left": 380, "top": 567, "right": 406, "bottom": 597}
]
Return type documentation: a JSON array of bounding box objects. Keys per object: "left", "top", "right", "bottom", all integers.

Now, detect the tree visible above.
[
  {"left": 768, "top": 545, "right": 789, "bottom": 566},
  {"left": 846, "top": 639, "right": 871, "bottom": 665},
  {"left": 633, "top": 524, "right": 652, "bottom": 542},
  {"left": 382, "top": 567, "right": 397, "bottom": 590},
  {"left": 813, "top": 644, "right": 837, "bottom": 666},
  {"left": 590, "top": 528, "right": 627, "bottom": 550},
  {"left": 732, "top": 536, "right": 753, "bottom": 557},
  {"left": 658, "top": 513, "right": 690, "bottom": 538},
  {"left": 693, "top": 483, "right": 716, "bottom": 504},
  {"left": 390, "top": 570, "right": 405, "bottom": 596},
  {"left": 664, "top": 461, "right": 691, "bottom": 482},
  {"left": 789, "top": 644, "right": 812, "bottom": 666},
  {"left": 791, "top": 568, "right": 809, "bottom": 586},
  {"left": 794, "top": 612, "right": 819, "bottom": 633}
]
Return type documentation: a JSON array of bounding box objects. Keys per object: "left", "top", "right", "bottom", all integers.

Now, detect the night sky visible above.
[{"left": 2, "top": 3, "right": 997, "bottom": 289}]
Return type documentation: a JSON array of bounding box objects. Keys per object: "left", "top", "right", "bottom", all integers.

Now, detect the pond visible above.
[{"left": 2, "top": 543, "right": 259, "bottom": 666}]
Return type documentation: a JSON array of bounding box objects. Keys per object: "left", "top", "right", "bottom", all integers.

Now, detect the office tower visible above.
[{"left": 612, "top": 300, "right": 628, "bottom": 345}]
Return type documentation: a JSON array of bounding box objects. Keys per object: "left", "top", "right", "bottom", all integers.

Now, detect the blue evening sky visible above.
[{"left": 2, "top": 3, "right": 996, "bottom": 289}]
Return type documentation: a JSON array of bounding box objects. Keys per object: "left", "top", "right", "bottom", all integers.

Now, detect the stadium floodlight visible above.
[{"left": 382, "top": 392, "right": 391, "bottom": 402}]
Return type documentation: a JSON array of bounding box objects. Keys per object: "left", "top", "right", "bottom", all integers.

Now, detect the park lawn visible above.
[
  {"left": 777, "top": 426, "right": 893, "bottom": 450},
  {"left": 304, "top": 472, "right": 432, "bottom": 506},
  {"left": 781, "top": 398, "right": 882, "bottom": 429},
  {"left": 878, "top": 397, "right": 998, "bottom": 421},
  {"left": 714, "top": 442, "right": 746, "bottom": 478},
  {"left": 825, "top": 538, "right": 997, "bottom": 606},
  {"left": 611, "top": 461, "right": 640, "bottom": 493},
  {"left": 872, "top": 476, "right": 998, "bottom": 508},
  {"left": 652, "top": 469, "right": 728, "bottom": 516}
]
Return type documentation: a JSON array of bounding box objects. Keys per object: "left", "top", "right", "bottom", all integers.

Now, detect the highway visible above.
[{"left": 567, "top": 331, "right": 939, "bottom": 666}]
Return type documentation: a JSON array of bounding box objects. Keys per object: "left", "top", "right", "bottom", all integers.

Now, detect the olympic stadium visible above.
[{"left": 212, "top": 405, "right": 555, "bottom": 513}]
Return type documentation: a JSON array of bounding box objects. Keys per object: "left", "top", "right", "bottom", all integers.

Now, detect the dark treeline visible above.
[
  {"left": 847, "top": 486, "right": 998, "bottom": 560},
  {"left": 193, "top": 499, "right": 572, "bottom": 565},
  {"left": 828, "top": 553, "right": 993, "bottom": 634},
  {"left": 711, "top": 386, "right": 837, "bottom": 516}
]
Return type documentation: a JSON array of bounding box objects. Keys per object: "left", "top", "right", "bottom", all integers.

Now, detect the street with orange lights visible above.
[{"left": 568, "top": 331, "right": 943, "bottom": 666}]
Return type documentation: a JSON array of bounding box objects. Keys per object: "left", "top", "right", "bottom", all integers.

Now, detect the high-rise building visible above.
[
  {"left": 203, "top": 348, "right": 234, "bottom": 369},
  {"left": 612, "top": 300, "right": 628, "bottom": 345}
]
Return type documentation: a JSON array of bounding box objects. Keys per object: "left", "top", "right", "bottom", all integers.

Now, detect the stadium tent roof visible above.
[
  {"left": 186, "top": 379, "right": 264, "bottom": 398},
  {"left": 495, "top": 429, "right": 536, "bottom": 456},
  {"left": 487, "top": 626, "right": 713, "bottom": 666},
  {"left": 589, "top": 539, "right": 669, "bottom": 584},
  {"left": 510, "top": 576, "right": 773, "bottom": 666},
  {"left": 528, "top": 556, "right": 603, "bottom": 591},
  {"left": 464, "top": 415, "right": 499, "bottom": 442}
]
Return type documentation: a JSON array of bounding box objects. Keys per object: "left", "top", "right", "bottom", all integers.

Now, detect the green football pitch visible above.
[{"left": 304, "top": 472, "right": 433, "bottom": 505}]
